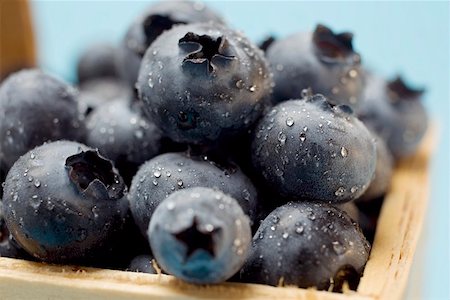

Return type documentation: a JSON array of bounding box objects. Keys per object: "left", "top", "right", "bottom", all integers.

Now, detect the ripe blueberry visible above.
[
  {"left": 128, "top": 152, "right": 258, "bottom": 236},
  {"left": 358, "top": 74, "right": 428, "bottom": 158},
  {"left": 117, "top": 0, "right": 225, "bottom": 87},
  {"left": 137, "top": 22, "right": 273, "bottom": 145},
  {"left": 251, "top": 94, "right": 376, "bottom": 203},
  {"left": 85, "top": 100, "right": 162, "bottom": 185},
  {"left": 239, "top": 201, "right": 370, "bottom": 291},
  {"left": 0, "top": 69, "right": 85, "bottom": 171},
  {"left": 2, "top": 141, "right": 128, "bottom": 263},
  {"left": 148, "top": 187, "right": 251, "bottom": 284},
  {"left": 266, "top": 24, "right": 364, "bottom": 108},
  {"left": 77, "top": 43, "right": 119, "bottom": 83}
]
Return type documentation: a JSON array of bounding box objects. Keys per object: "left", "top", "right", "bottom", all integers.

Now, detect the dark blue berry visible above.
[
  {"left": 2, "top": 141, "right": 128, "bottom": 263},
  {"left": 267, "top": 24, "right": 364, "bottom": 109},
  {"left": 77, "top": 43, "right": 119, "bottom": 83},
  {"left": 239, "top": 201, "right": 370, "bottom": 291},
  {"left": 148, "top": 187, "right": 251, "bottom": 284},
  {"left": 358, "top": 74, "right": 428, "bottom": 159},
  {"left": 128, "top": 152, "right": 258, "bottom": 236},
  {"left": 137, "top": 22, "right": 273, "bottom": 145},
  {"left": 85, "top": 100, "right": 162, "bottom": 185},
  {"left": 357, "top": 133, "right": 394, "bottom": 202},
  {"left": 251, "top": 94, "right": 376, "bottom": 203},
  {"left": 0, "top": 69, "right": 85, "bottom": 171},
  {"left": 127, "top": 254, "right": 157, "bottom": 274},
  {"left": 116, "top": 0, "right": 225, "bottom": 87}
]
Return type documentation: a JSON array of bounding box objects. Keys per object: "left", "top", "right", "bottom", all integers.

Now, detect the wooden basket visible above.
[{"left": 0, "top": 128, "right": 435, "bottom": 300}]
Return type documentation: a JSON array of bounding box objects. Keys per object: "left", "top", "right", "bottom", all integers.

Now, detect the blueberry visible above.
[
  {"left": 239, "top": 201, "right": 370, "bottom": 291},
  {"left": 0, "top": 69, "right": 85, "bottom": 171},
  {"left": 117, "top": 0, "right": 225, "bottom": 87},
  {"left": 137, "top": 22, "right": 273, "bottom": 145},
  {"left": 77, "top": 78, "right": 132, "bottom": 116},
  {"left": 2, "top": 141, "right": 128, "bottom": 263},
  {"left": 77, "top": 43, "right": 119, "bottom": 83},
  {"left": 85, "top": 100, "right": 162, "bottom": 185},
  {"left": 266, "top": 24, "right": 364, "bottom": 108},
  {"left": 251, "top": 94, "right": 376, "bottom": 203},
  {"left": 258, "top": 35, "right": 276, "bottom": 52},
  {"left": 127, "top": 254, "right": 157, "bottom": 274},
  {"left": 128, "top": 152, "right": 258, "bottom": 236},
  {"left": 358, "top": 74, "right": 428, "bottom": 158},
  {"left": 148, "top": 187, "right": 251, "bottom": 284},
  {"left": 357, "top": 133, "right": 394, "bottom": 202}
]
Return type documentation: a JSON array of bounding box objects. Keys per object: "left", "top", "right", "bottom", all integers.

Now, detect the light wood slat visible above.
[{"left": 357, "top": 127, "right": 436, "bottom": 299}]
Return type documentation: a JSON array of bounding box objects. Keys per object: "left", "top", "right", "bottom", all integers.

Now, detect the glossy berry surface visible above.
[
  {"left": 77, "top": 78, "right": 132, "bottom": 116},
  {"left": 267, "top": 24, "right": 364, "bottom": 108},
  {"left": 128, "top": 152, "right": 258, "bottom": 236},
  {"left": 358, "top": 74, "right": 428, "bottom": 159},
  {"left": 117, "top": 0, "right": 224, "bottom": 87},
  {"left": 0, "top": 69, "right": 85, "bottom": 171},
  {"left": 357, "top": 133, "right": 393, "bottom": 202},
  {"left": 127, "top": 254, "right": 157, "bottom": 274},
  {"left": 137, "top": 22, "right": 272, "bottom": 145},
  {"left": 77, "top": 43, "right": 119, "bottom": 83},
  {"left": 239, "top": 201, "right": 370, "bottom": 290},
  {"left": 85, "top": 100, "right": 162, "bottom": 184},
  {"left": 251, "top": 94, "right": 376, "bottom": 203},
  {"left": 148, "top": 187, "right": 251, "bottom": 284},
  {"left": 2, "top": 141, "right": 128, "bottom": 263}
]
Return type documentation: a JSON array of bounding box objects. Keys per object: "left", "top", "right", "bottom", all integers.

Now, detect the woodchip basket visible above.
[{"left": 0, "top": 1, "right": 435, "bottom": 299}]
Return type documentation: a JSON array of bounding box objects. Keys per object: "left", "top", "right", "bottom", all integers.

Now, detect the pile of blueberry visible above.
[{"left": 0, "top": 0, "right": 428, "bottom": 292}]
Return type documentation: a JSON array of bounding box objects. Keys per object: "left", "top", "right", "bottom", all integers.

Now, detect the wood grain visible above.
[
  {"left": 0, "top": 128, "right": 435, "bottom": 300},
  {"left": 0, "top": 0, "right": 36, "bottom": 80}
]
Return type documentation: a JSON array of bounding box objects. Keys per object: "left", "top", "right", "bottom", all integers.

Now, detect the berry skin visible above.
[
  {"left": 148, "top": 187, "right": 251, "bottom": 284},
  {"left": 357, "top": 133, "right": 394, "bottom": 202},
  {"left": 239, "top": 201, "right": 370, "bottom": 291},
  {"left": 251, "top": 94, "right": 376, "bottom": 203},
  {"left": 358, "top": 74, "right": 428, "bottom": 159},
  {"left": 137, "top": 22, "right": 273, "bottom": 145},
  {"left": 266, "top": 24, "right": 364, "bottom": 109},
  {"left": 0, "top": 69, "right": 85, "bottom": 171},
  {"left": 127, "top": 254, "right": 157, "bottom": 274},
  {"left": 128, "top": 152, "right": 258, "bottom": 236},
  {"left": 2, "top": 141, "right": 128, "bottom": 263},
  {"left": 85, "top": 100, "right": 162, "bottom": 185},
  {"left": 77, "top": 78, "right": 132, "bottom": 116},
  {"left": 117, "top": 0, "right": 225, "bottom": 87},
  {"left": 77, "top": 43, "right": 119, "bottom": 83}
]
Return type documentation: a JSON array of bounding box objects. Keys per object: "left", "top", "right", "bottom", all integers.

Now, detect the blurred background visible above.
[{"left": 2, "top": 1, "right": 449, "bottom": 299}]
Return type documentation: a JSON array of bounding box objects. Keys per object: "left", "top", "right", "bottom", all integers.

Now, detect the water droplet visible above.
[
  {"left": 233, "top": 239, "right": 242, "bottom": 246},
  {"left": 335, "top": 187, "right": 345, "bottom": 197},
  {"left": 299, "top": 132, "right": 306, "bottom": 142},
  {"left": 340, "top": 146, "right": 348, "bottom": 158},
  {"left": 276, "top": 64, "right": 284, "bottom": 71},
  {"left": 295, "top": 226, "right": 304, "bottom": 234},
  {"left": 286, "top": 117, "right": 294, "bottom": 127},
  {"left": 30, "top": 152, "right": 35, "bottom": 159},
  {"left": 235, "top": 80, "right": 244, "bottom": 89},
  {"left": 242, "top": 189, "right": 250, "bottom": 200},
  {"left": 34, "top": 180, "right": 41, "bottom": 188},
  {"left": 152, "top": 180, "right": 158, "bottom": 186},
  {"left": 303, "top": 126, "right": 308, "bottom": 132},
  {"left": 148, "top": 77, "right": 154, "bottom": 88},
  {"left": 249, "top": 85, "right": 256, "bottom": 92},
  {"left": 177, "top": 179, "right": 183, "bottom": 187},
  {"left": 350, "top": 186, "right": 359, "bottom": 193},
  {"left": 332, "top": 241, "right": 345, "bottom": 255},
  {"left": 282, "top": 232, "right": 289, "bottom": 239},
  {"left": 270, "top": 226, "right": 276, "bottom": 231},
  {"left": 277, "top": 132, "right": 286, "bottom": 144},
  {"left": 348, "top": 69, "right": 358, "bottom": 78},
  {"left": 167, "top": 201, "right": 175, "bottom": 210},
  {"left": 153, "top": 170, "right": 161, "bottom": 178}
]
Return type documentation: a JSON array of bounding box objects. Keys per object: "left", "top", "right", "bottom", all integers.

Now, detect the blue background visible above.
[{"left": 31, "top": 1, "right": 449, "bottom": 299}]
